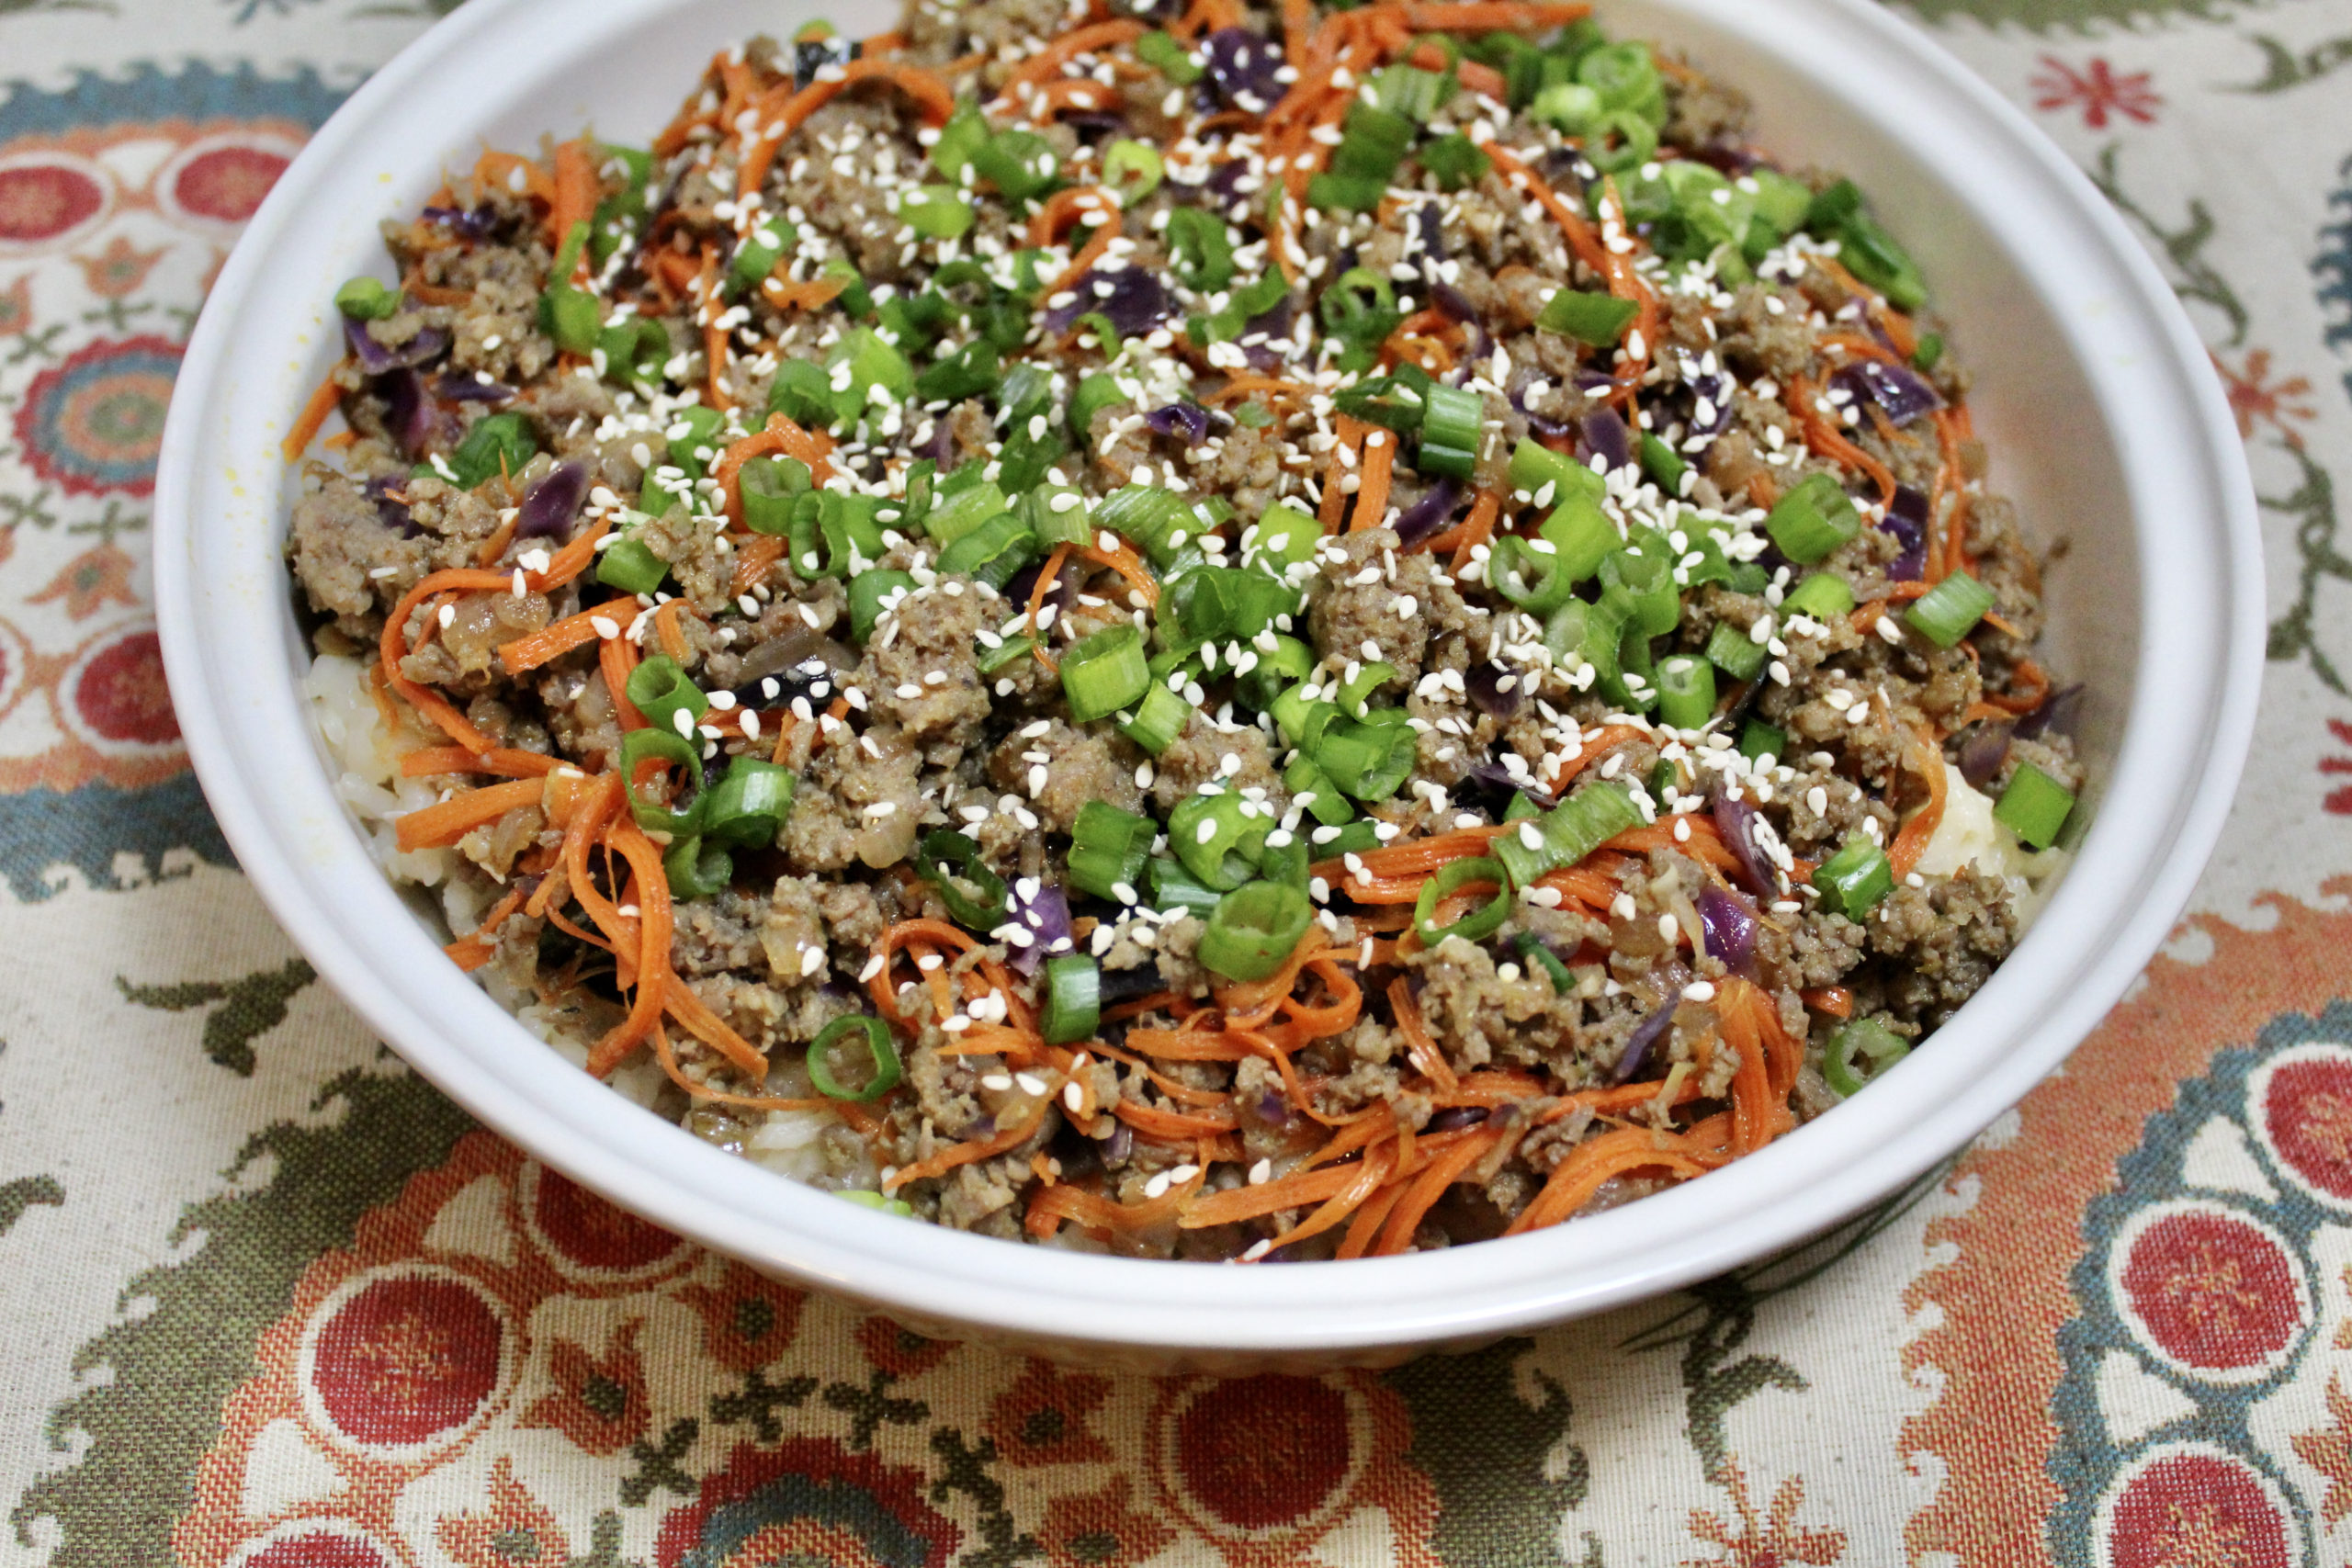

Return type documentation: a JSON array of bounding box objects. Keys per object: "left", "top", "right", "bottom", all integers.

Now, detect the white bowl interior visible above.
[{"left": 157, "top": 0, "right": 2256, "bottom": 1365}]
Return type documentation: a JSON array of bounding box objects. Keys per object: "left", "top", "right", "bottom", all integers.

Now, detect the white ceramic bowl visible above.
[{"left": 155, "top": 0, "right": 2259, "bottom": 1369}]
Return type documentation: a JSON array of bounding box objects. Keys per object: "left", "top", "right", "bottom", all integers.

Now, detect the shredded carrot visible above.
[
  {"left": 1803, "top": 986, "right": 1855, "bottom": 1019},
  {"left": 1077, "top": 536, "right": 1162, "bottom": 609},
  {"left": 738, "top": 58, "right": 958, "bottom": 199},
  {"left": 498, "top": 598, "right": 639, "bottom": 676},
  {"left": 1930, "top": 403, "right": 1973, "bottom": 581},
  {"left": 1786, "top": 374, "right": 1897, "bottom": 503},
  {"left": 1477, "top": 141, "right": 1609, "bottom": 276},
  {"left": 282, "top": 371, "right": 344, "bottom": 462},
  {"left": 1319, "top": 415, "right": 1367, "bottom": 533},
  {"left": 997, "top": 19, "right": 1148, "bottom": 101},
  {"left": 601, "top": 634, "right": 647, "bottom": 733},
  {"left": 1350, "top": 425, "right": 1398, "bottom": 531},
  {"left": 399, "top": 746, "right": 562, "bottom": 780},
  {"left": 886, "top": 1108, "right": 1047, "bottom": 1192},
  {"left": 1506, "top": 1125, "right": 1713, "bottom": 1235},
  {"left": 548, "top": 138, "right": 599, "bottom": 266},
  {"left": 584, "top": 818, "right": 674, "bottom": 1077},
  {"left": 762, "top": 274, "right": 850, "bottom": 312},
  {"left": 652, "top": 600, "right": 693, "bottom": 662},
  {"left": 1372, "top": 1122, "right": 1510, "bottom": 1256},
  {"left": 1847, "top": 580, "right": 1933, "bottom": 635},
  {"left": 730, "top": 534, "right": 786, "bottom": 599},
  {"left": 1388, "top": 977, "right": 1459, "bottom": 1093},
  {"left": 1026, "top": 543, "right": 1072, "bottom": 674},
  {"left": 1884, "top": 726, "right": 1948, "bottom": 881},
  {"left": 712, "top": 412, "right": 836, "bottom": 525}
]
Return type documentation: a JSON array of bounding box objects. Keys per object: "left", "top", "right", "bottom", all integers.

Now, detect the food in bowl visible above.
[{"left": 286, "top": 0, "right": 2080, "bottom": 1261}]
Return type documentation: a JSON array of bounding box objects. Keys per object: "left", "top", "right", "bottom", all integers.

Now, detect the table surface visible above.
[{"left": 2, "top": 0, "right": 2349, "bottom": 1562}]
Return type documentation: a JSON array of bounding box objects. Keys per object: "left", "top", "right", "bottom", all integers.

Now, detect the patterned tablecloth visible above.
[{"left": 1, "top": 0, "right": 2348, "bottom": 1561}]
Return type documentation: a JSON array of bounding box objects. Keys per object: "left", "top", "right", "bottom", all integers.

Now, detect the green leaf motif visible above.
[
  {"left": 2086, "top": 143, "right": 2249, "bottom": 349},
  {"left": 2260, "top": 440, "right": 2350, "bottom": 694},
  {"left": 2229, "top": 31, "right": 2352, "bottom": 93},
  {"left": 1384, "top": 1338, "right": 1587, "bottom": 1568},
  {"left": 1884, "top": 0, "right": 2300, "bottom": 32},
  {"left": 117, "top": 957, "right": 317, "bottom": 1077},
  {"left": 0, "top": 1175, "right": 64, "bottom": 1237},
  {"left": 9, "top": 1066, "right": 476, "bottom": 1567}
]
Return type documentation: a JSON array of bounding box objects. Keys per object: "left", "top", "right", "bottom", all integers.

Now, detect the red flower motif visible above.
[
  {"left": 2211, "top": 349, "right": 2316, "bottom": 446},
  {"left": 985, "top": 1359, "right": 1114, "bottom": 1467},
  {"left": 1037, "top": 1475, "right": 1177, "bottom": 1568},
  {"left": 2326, "top": 720, "right": 2352, "bottom": 817},
  {"left": 673, "top": 1261, "right": 806, "bottom": 1370},
  {"left": 2030, "top": 56, "right": 2161, "bottom": 130},
  {"left": 854, "top": 1314, "right": 956, "bottom": 1380},
  {"left": 29, "top": 543, "right": 139, "bottom": 620},
  {"left": 1684, "top": 1461, "right": 1848, "bottom": 1567},
  {"left": 518, "top": 1319, "right": 650, "bottom": 1455},
  {"left": 438, "top": 1458, "right": 570, "bottom": 1568}
]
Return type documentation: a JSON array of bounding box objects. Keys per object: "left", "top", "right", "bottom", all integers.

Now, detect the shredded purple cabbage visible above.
[
  {"left": 1697, "top": 885, "right": 1759, "bottom": 976},
  {"left": 1392, "top": 476, "right": 1463, "bottom": 547},
  {"left": 1006, "top": 881, "right": 1072, "bottom": 976},
  {"left": 1611, "top": 1004, "right": 1675, "bottom": 1084},
  {"left": 2013, "top": 682, "right": 2085, "bottom": 741},
  {"left": 362, "top": 475, "right": 422, "bottom": 536},
  {"left": 518, "top": 462, "right": 589, "bottom": 540},
  {"left": 1464, "top": 661, "right": 1526, "bottom": 721},
  {"left": 1042, "top": 266, "right": 1173, "bottom": 336},
  {"left": 1710, "top": 792, "right": 1779, "bottom": 898},
  {"left": 380, "top": 367, "right": 450, "bottom": 459},
  {"left": 1431, "top": 281, "right": 1479, "bottom": 325},
  {"left": 345, "top": 316, "right": 447, "bottom": 377},
  {"left": 1832, "top": 360, "right": 1942, "bottom": 427},
  {"left": 1580, "top": 407, "right": 1634, "bottom": 471},
  {"left": 1146, "top": 401, "right": 1221, "bottom": 445},
  {"left": 421, "top": 205, "right": 494, "bottom": 240},
  {"left": 1203, "top": 28, "right": 1284, "bottom": 112},
  {"left": 1953, "top": 722, "right": 2011, "bottom": 789},
  {"left": 436, "top": 374, "right": 514, "bottom": 403},
  {"left": 1427, "top": 1106, "right": 1490, "bottom": 1133}
]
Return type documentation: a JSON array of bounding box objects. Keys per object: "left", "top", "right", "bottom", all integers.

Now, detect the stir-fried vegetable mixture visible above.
[{"left": 287, "top": 0, "right": 2083, "bottom": 1259}]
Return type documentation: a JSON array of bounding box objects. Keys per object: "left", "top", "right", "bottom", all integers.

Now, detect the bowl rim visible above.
[{"left": 154, "top": 0, "right": 2261, "bottom": 1355}]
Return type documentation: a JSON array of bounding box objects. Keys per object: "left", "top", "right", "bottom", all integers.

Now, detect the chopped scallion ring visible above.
[{"left": 808, "top": 1015, "right": 902, "bottom": 1103}]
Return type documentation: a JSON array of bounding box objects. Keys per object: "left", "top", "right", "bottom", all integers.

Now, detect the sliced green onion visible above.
[
  {"left": 1329, "top": 103, "right": 1415, "bottom": 184},
  {"left": 1812, "top": 836, "right": 1893, "bottom": 920},
  {"left": 433, "top": 412, "right": 537, "bottom": 491},
  {"left": 1317, "top": 819, "right": 1384, "bottom": 858},
  {"left": 1335, "top": 661, "right": 1396, "bottom": 718},
  {"left": 1782, "top": 571, "right": 1856, "bottom": 624},
  {"left": 924, "top": 476, "right": 1008, "bottom": 547},
  {"left": 1148, "top": 856, "right": 1223, "bottom": 916},
  {"left": 618, "top": 728, "right": 706, "bottom": 838},
  {"left": 767, "top": 359, "right": 836, "bottom": 428},
  {"left": 977, "top": 633, "right": 1036, "bottom": 676},
  {"left": 598, "top": 318, "right": 672, "bottom": 386},
  {"left": 808, "top": 1015, "right": 902, "bottom": 1102},
  {"left": 1825, "top": 1016, "right": 1909, "bottom": 1098},
  {"left": 1270, "top": 684, "right": 1342, "bottom": 754},
  {"left": 915, "top": 829, "right": 1009, "bottom": 929},
  {"left": 1071, "top": 373, "right": 1126, "bottom": 439},
  {"left": 1315, "top": 716, "right": 1418, "bottom": 802},
  {"left": 1763, "top": 472, "right": 1860, "bottom": 565},
  {"left": 1487, "top": 536, "right": 1577, "bottom": 616},
  {"left": 1536, "top": 288, "right": 1638, "bottom": 345},
  {"left": 1539, "top": 493, "right": 1619, "bottom": 582},
  {"left": 1022, "top": 485, "right": 1093, "bottom": 549},
  {"left": 935, "top": 511, "right": 1039, "bottom": 592},
  {"left": 913, "top": 339, "right": 1001, "bottom": 404},
  {"left": 1198, "top": 880, "right": 1313, "bottom": 982},
  {"left": 824, "top": 327, "right": 915, "bottom": 429},
  {"left": 1248, "top": 502, "right": 1323, "bottom": 572},
  {"left": 1370, "top": 62, "right": 1453, "bottom": 120},
  {"left": 1060, "top": 624, "right": 1149, "bottom": 722},
  {"left": 1419, "top": 132, "right": 1490, "bottom": 190},
  {"left": 1118, "top": 682, "right": 1192, "bottom": 755},
  {"left": 1913, "top": 333, "right": 1946, "bottom": 373},
  {"left": 1165, "top": 208, "right": 1235, "bottom": 292},
  {"left": 1514, "top": 931, "right": 1574, "bottom": 992},
  {"left": 1489, "top": 780, "right": 1639, "bottom": 889},
  {"left": 1705, "top": 619, "right": 1768, "bottom": 682},
  {"left": 1994, "top": 762, "right": 2075, "bottom": 850},
  {"left": 1094, "top": 483, "right": 1192, "bottom": 566},
  {"left": 626, "top": 655, "right": 709, "bottom": 736},
  {"left": 663, "top": 835, "right": 732, "bottom": 899},
  {"left": 1258, "top": 834, "right": 1310, "bottom": 887},
  {"left": 1655, "top": 655, "right": 1716, "bottom": 731},
  {"left": 899, "top": 183, "right": 975, "bottom": 239},
  {"left": 1413, "top": 855, "right": 1511, "bottom": 947},
  {"left": 820, "top": 256, "right": 874, "bottom": 318},
  {"left": 1639, "top": 432, "right": 1688, "bottom": 495},
  {"left": 1169, "top": 790, "right": 1267, "bottom": 891},
  {"left": 835, "top": 1189, "right": 916, "bottom": 1216},
  {"left": 335, "top": 276, "right": 399, "bottom": 320},
  {"left": 1509, "top": 436, "right": 1603, "bottom": 505},
  {"left": 1597, "top": 538, "right": 1679, "bottom": 636},
  {"left": 1807, "top": 181, "right": 1927, "bottom": 311},
  {"left": 1739, "top": 718, "right": 1785, "bottom": 763},
  {"left": 1069, "top": 802, "right": 1156, "bottom": 902},
  {"left": 971, "top": 128, "right": 1059, "bottom": 203},
  {"left": 1040, "top": 954, "right": 1102, "bottom": 1044},
  {"left": 740, "top": 455, "right": 812, "bottom": 537},
  {"left": 726, "top": 222, "right": 794, "bottom": 299},
  {"left": 1904, "top": 570, "right": 1995, "bottom": 649},
  {"left": 1102, "top": 140, "right": 1163, "bottom": 203},
  {"left": 1135, "top": 29, "right": 1202, "bottom": 83},
  {"left": 596, "top": 536, "right": 668, "bottom": 595},
  {"left": 929, "top": 103, "right": 991, "bottom": 180},
  {"left": 1419, "top": 383, "right": 1484, "bottom": 470},
  {"left": 1308, "top": 172, "right": 1387, "bottom": 213},
  {"left": 847, "top": 570, "right": 915, "bottom": 644},
  {"left": 703, "top": 759, "right": 797, "bottom": 850},
  {"left": 1283, "top": 756, "right": 1355, "bottom": 828},
  {"left": 666, "top": 405, "right": 727, "bottom": 484}
]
